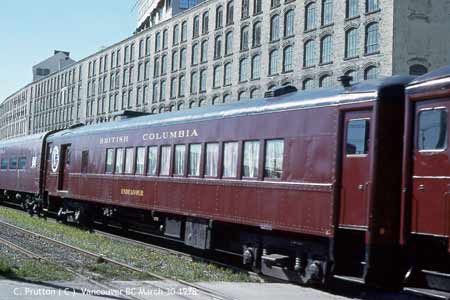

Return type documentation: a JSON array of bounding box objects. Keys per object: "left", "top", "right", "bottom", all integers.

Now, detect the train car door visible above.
[
  {"left": 340, "top": 111, "right": 372, "bottom": 229},
  {"left": 58, "top": 144, "right": 71, "bottom": 191},
  {"left": 411, "top": 100, "right": 450, "bottom": 238}
]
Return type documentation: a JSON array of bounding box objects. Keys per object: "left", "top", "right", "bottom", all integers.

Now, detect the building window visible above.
[
  {"left": 264, "top": 140, "right": 284, "bottom": 179},
  {"left": 147, "top": 146, "right": 158, "bottom": 176},
  {"left": 215, "top": 36, "right": 222, "bottom": 58},
  {"left": 145, "top": 37, "right": 151, "bottom": 56},
  {"left": 105, "top": 149, "right": 114, "bottom": 173},
  {"left": 172, "top": 51, "right": 178, "bottom": 72},
  {"left": 284, "top": 10, "right": 294, "bottom": 37},
  {"left": 224, "top": 63, "right": 232, "bottom": 85},
  {"left": 201, "top": 40, "right": 208, "bottom": 62},
  {"left": 303, "top": 78, "right": 314, "bottom": 90},
  {"left": 270, "top": 15, "right": 280, "bottom": 41},
  {"left": 243, "top": 141, "right": 259, "bottom": 178},
  {"left": 252, "top": 54, "right": 260, "bottom": 79},
  {"left": 226, "top": 1, "right": 234, "bottom": 25},
  {"left": 179, "top": 75, "right": 186, "bottom": 96},
  {"left": 192, "top": 43, "right": 199, "bottom": 65},
  {"left": 160, "top": 80, "right": 166, "bottom": 100},
  {"left": 125, "top": 148, "right": 134, "bottom": 174},
  {"left": 239, "top": 57, "right": 249, "bottom": 82},
  {"left": 200, "top": 69, "right": 207, "bottom": 92},
  {"left": 304, "top": 40, "right": 316, "bottom": 67},
  {"left": 193, "top": 15, "right": 200, "bottom": 38},
  {"left": 174, "top": 145, "right": 186, "bottom": 176},
  {"left": 181, "top": 21, "right": 188, "bottom": 42},
  {"left": 152, "top": 83, "right": 158, "bottom": 102},
  {"left": 322, "top": 0, "right": 333, "bottom": 26},
  {"left": 160, "top": 146, "right": 171, "bottom": 176},
  {"left": 254, "top": 0, "right": 262, "bottom": 14},
  {"left": 191, "top": 72, "right": 198, "bottom": 93},
  {"left": 250, "top": 88, "right": 260, "bottom": 98},
  {"left": 319, "top": 75, "right": 332, "bottom": 87},
  {"left": 205, "top": 143, "right": 219, "bottom": 177},
  {"left": 115, "top": 148, "right": 124, "bottom": 174},
  {"left": 346, "top": 0, "right": 359, "bottom": 18},
  {"left": 214, "top": 66, "right": 222, "bottom": 88},
  {"left": 366, "top": 0, "right": 379, "bottom": 12},
  {"left": 283, "top": 46, "right": 293, "bottom": 72},
  {"left": 365, "top": 22, "right": 379, "bottom": 54},
  {"left": 305, "top": 2, "right": 316, "bottom": 31},
  {"left": 269, "top": 49, "right": 279, "bottom": 75},
  {"left": 202, "top": 12, "right": 209, "bottom": 34},
  {"left": 170, "top": 78, "right": 177, "bottom": 98},
  {"left": 364, "top": 66, "right": 378, "bottom": 80},
  {"left": 418, "top": 109, "right": 448, "bottom": 151},
  {"left": 345, "top": 69, "right": 357, "bottom": 83},
  {"left": 241, "top": 26, "right": 249, "bottom": 50},
  {"left": 320, "top": 35, "right": 332, "bottom": 64},
  {"left": 225, "top": 31, "right": 233, "bottom": 55},
  {"left": 173, "top": 24, "right": 179, "bottom": 45},
  {"left": 154, "top": 57, "right": 160, "bottom": 78},
  {"left": 162, "top": 30, "right": 168, "bottom": 49},
  {"left": 180, "top": 48, "right": 187, "bottom": 69},
  {"left": 253, "top": 22, "right": 262, "bottom": 47},
  {"left": 345, "top": 28, "right": 358, "bottom": 58},
  {"left": 216, "top": 6, "right": 223, "bottom": 29},
  {"left": 155, "top": 32, "right": 161, "bottom": 51},
  {"left": 347, "top": 119, "right": 370, "bottom": 155},
  {"left": 161, "top": 55, "right": 168, "bottom": 75},
  {"left": 242, "top": 0, "right": 249, "bottom": 18},
  {"left": 410, "top": 64, "right": 428, "bottom": 76},
  {"left": 136, "top": 147, "right": 145, "bottom": 175},
  {"left": 188, "top": 144, "right": 202, "bottom": 176},
  {"left": 144, "top": 61, "right": 150, "bottom": 80},
  {"left": 223, "top": 142, "right": 238, "bottom": 177}
]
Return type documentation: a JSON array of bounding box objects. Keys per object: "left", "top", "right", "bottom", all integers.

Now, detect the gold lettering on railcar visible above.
[
  {"left": 99, "top": 136, "right": 129, "bottom": 145},
  {"left": 142, "top": 129, "right": 199, "bottom": 141},
  {"left": 120, "top": 188, "right": 144, "bottom": 197}
]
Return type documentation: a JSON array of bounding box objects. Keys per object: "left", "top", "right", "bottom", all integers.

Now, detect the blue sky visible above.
[{"left": 0, "top": 0, "right": 137, "bottom": 101}]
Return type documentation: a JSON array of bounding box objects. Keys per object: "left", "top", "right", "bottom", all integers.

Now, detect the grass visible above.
[
  {"left": 0, "top": 256, "right": 73, "bottom": 281},
  {"left": 0, "top": 206, "right": 255, "bottom": 282}
]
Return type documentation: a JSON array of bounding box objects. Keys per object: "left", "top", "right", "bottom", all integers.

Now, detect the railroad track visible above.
[{"left": 0, "top": 218, "right": 237, "bottom": 300}]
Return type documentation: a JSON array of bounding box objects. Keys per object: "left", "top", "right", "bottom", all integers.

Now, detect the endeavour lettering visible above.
[
  {"left": 99, "top": 136, "right": 129, "bottom": 145},
  {"left": 142, "top": 129, "right": 199, "bottom": 141},
  {"left": 120, "top": 188, "right": 144, "bottom": 197}
]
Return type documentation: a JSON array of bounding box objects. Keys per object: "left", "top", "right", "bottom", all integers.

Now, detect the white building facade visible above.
[{"left": 1, "top": 0, "right": 450, "bottom": 139}]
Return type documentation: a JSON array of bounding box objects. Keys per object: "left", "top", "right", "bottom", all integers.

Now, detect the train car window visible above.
[
  {"left": 18, "top": 157, "right": 27, "bottom": 169},
  {"left": 115, "top": 148, "right": 124, "bottom": 174},
  {"left": 105, "top": 149, "right": 115, "bottom": 173},
  {"left": 147, "top": 146, "right": 158, "bottom": 176},
  {"left": 124, "top": 148, "right": 135, "bottom": 174},
  {"left": 243, "top": 141, "right": 260, "bottom": 178},
  {"left": 160, "top": 146, "right": 172, "bottom": 176},
  {"left": 346, "top": 119, "right": 370, "bottom": 155},
  {"left": 417, "top": 109, "right": 448, "bottom": 151},
  {"left": 264, "top": 140, "right": 284, "bottom": 179},
  {"left": 81, "top": 151, "right": 89, "bottom": 174},
  {"left": 1, "top": 159, "right": 8, "bottom": 170},
  {"left": 205, "top": 143, "right": 219, "bottom": 177},
  {"left": 174, "top": 145, "right": 186, "bottom": 176},
  {"left": 9, "top": 158, "right": 18, "bottom": 170},
  {"left": 136, "top": 147, "right": 146, "bottom": 175},
  {"left": 188, "top": 144, "right": 202, "bottom": 176},
  {"left": 223, "top": 142, "right": 238, "bottom": 178}
]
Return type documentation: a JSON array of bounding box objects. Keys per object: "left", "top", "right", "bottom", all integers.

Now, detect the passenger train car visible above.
[{"left": 0, "top": 69, "right": 449, "bottom": 297}]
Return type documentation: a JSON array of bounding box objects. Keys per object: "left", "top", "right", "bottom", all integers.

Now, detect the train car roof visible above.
[
  {"left": 48, "top": 76, "right": 414, "bottom": 139},
  {"left": 0, "top": 132, "right": 50, "bottom": 147},
  {"left": 407, "top": 65, "right": 450, "bottom": 92}
]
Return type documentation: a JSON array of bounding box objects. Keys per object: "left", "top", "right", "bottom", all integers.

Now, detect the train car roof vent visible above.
[
  {"left": 338, "top": 75, "right": 353, "bottom": 88},
  {"left": 69, "top": 123, "right": 84, "bottom": 129},
  {"left": 264, "top": 85, "right": 298, "bottom": 98},
  {"left": 113, "top": 110, "right": 151, "bottom": 120}
]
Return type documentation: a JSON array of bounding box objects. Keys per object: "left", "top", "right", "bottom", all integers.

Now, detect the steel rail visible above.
[{"left": 0, "top": 219, "right": 236, "bottom": 300}]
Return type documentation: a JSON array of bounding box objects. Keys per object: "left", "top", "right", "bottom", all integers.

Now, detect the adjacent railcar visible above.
[
  {"left": 0, "top": 133, "right": 50, "bottom": 204},
  {"left": 402, "top": 66, "right": 450, "bottom": 294},
  {"left": 43, "top": 76, "right": 413, "bottom": 286}
]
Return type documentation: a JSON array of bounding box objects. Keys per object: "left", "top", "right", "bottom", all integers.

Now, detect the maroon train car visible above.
[
  {"left": 43, "top": 76, "right": 413, "bottom": 287},
  {"left": 402, "top": 66, "right": 450, "bottom": 295},
  {"left": 0, "top": 133, "right": 50, "bottom": 202}
]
